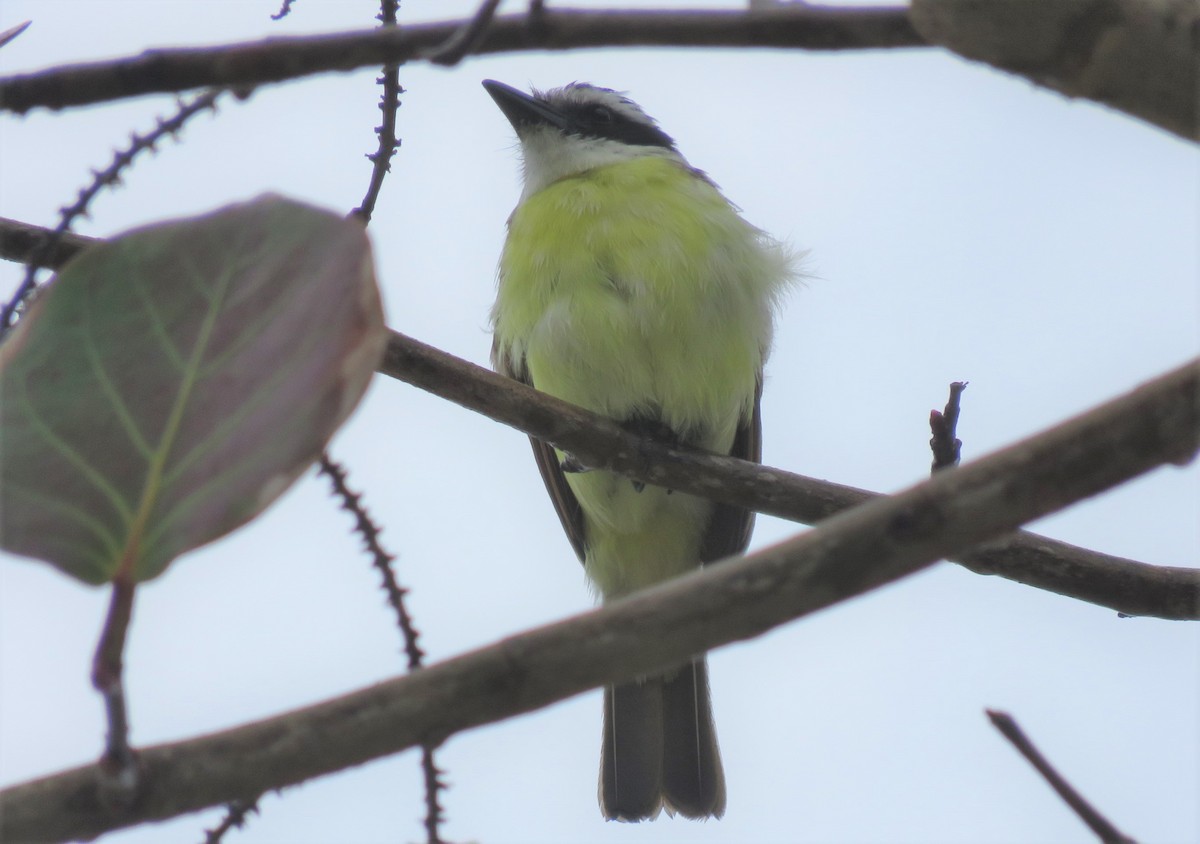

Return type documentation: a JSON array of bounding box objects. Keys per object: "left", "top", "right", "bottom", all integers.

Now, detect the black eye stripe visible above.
[{"left": 560, "top": 101, "right": 676, "bottom": 150}]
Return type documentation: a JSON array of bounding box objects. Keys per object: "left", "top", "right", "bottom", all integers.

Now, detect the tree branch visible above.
[
  {"left": 0, "top": 216, "right": 1196, "bottom": 621},
  {"left": 910, "top": 0, "right": 1199, "bottom": 141},
  {"left": 1, "top": 356, "right": 1195, "bottom": 843},
  {"left": 2, "top": 5, "right": 1193, "bottom": 139},
  {"left": 380, "top": 332, "right": 1200, "bottom": 620},
  {"left": 0, "top": 216, "right": 91, "bottom": 268},
  {"left": 0, "top": 7, "right": 923, "bottom": 113}
]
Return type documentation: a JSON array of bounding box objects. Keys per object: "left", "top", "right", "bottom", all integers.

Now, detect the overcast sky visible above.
[{"left": 1, "top": 2, "right": 1197, "bottom": 843}]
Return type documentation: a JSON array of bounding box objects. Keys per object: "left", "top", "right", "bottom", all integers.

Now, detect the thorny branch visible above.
[
  {"left": 319, "top": 458, "right": 424, "bottom": 670},
  {"left": 201, "top": 798, "right": 259, "bottom": 844},
  {"left": 0, "top": 89, "right": 221, "bottom": 336},
  {"left": 349, "top": 0, "right": 404, "bottom": 225},
  {"left": 337, "top": 1, "right": 451, "bottom": 833}
]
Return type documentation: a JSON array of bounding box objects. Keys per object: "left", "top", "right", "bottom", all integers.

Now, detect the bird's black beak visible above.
[{"left": 482, "top": 79, "right": 570, "bottom": 133}]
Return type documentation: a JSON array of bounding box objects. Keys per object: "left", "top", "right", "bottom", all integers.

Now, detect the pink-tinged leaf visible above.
[{"left": 0, "top": 195, "right": 385, "bottom": 584}]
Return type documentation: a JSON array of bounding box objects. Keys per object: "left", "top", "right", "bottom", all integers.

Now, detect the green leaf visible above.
[{"left": 0, "top": 195, "right": 385, "bottom": 584}]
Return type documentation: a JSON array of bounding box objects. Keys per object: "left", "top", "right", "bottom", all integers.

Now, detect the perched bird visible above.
[{"left": 484, "top": 79, "right": 795, "bottom": 821}]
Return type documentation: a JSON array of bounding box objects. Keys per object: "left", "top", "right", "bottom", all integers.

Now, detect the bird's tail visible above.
[{"left": 600, "top": 656, "right": 725, "bottom": 821}]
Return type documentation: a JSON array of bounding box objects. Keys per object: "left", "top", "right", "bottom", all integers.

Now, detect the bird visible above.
[{"left": 483, "top": 78, "right": 796, "bottom": 822}]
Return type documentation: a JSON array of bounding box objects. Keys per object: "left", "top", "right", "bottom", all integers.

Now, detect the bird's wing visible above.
[
  {"left": 698, "top": 375, "right": 762, "bottom": 564},
  {"left": 495, "top": 339, "right": 761, "bottom": 567},
  {"left": 494, "top": 340, "right": 588, "bottom": 564}
]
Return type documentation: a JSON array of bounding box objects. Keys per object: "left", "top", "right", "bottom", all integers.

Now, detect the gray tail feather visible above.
[
  {"left": 663, "top": 658, "right": 725, "bottom": 818},
  {"left": 600, "top": 658, "right": 725, "bottom": 821}
]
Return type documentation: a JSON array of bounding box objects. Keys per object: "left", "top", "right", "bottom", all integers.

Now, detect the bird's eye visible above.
[{"left": 589, "top": 105, "right": 614, "bottom": 124}]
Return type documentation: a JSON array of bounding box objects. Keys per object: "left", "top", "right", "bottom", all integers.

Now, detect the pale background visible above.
[{"left": 1, "top": 2, "right": 1197, "bottom": 843}]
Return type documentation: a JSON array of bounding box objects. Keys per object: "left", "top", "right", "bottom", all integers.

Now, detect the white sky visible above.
[{"left": 1, "top": 2, "right": 1197, "bottom": 843}]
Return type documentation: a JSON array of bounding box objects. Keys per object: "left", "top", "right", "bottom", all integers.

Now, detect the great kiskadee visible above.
[{"left": 484, "top": 79, "right": 795, "bottom": 822}]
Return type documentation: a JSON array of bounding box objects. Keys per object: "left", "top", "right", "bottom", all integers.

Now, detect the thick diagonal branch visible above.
[{"left": 1, "top": 357, "right": 1195, "bottom": 843}]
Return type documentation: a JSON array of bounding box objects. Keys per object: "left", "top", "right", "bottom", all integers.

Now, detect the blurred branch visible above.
[
  {"left": 910, "top": 0, "right": 1199, "bottom": 141},
  {"left": 424, "top": 0, "right": 504, "bottom": 66},
  {"left": 201, "top": 797, "right": 259, "bottom": 844},
  {"left": 0, "top": 7, "right": 923, "bottom": 113},
  {"left": 987, "top": 710, "right": 1138, "bottom": 844},
  {"left": 1, "top": 357, "right": 1194, "bottom": 842},
  {"left": 270, "top": 0, "right": 297, "bottom": 22},
  {"left": 2, "top": 6, "right": 1193, "bottom": 139},
  {"left": 0, "top": 20, "right": 31, "bottom": 50},
  {"left": 0, "top": 216, "right": 94, "bottom": 267},
  {"left": 0, "top": 215, "right": 1196, "bottom": 621}
]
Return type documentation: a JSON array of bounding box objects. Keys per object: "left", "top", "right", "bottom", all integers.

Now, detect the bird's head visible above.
[{"left": 483, "top": 80, "right": 684, "bottom": 197}]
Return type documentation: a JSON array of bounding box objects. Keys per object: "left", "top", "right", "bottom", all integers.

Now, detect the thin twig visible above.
[
  {"left": 345, "top": 3, "right": 450, "bottom": 835},
  {"left": 0, "top": 88, "right": 221, "bottom": 337},
  {"left": 420, "top": 746, "right": 448, "bottom": 844},
  {"left": 986, "top": 710, "right": 1138, "bottom": 844},
  {"left": 423, "top": 0, "right": 503, "bottom": 66},
  {"left": 270, "top": 0, "right": 297, "bottom": 21},
  {"left": 349, "top": 0, "right": 403, "bottom": 225},
  {"left": 1, "top": 358, "right": 1194, "bottom": 842},
  {"left": 930, "top": 380, "right": 967, "bottom": 472}
]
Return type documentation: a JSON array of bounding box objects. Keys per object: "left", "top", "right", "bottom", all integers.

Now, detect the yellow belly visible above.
[{"left": 494, "top": 156, "right": 788, "bottom": 598}]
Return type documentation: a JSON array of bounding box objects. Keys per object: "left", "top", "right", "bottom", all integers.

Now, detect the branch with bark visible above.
[
  {"left": 1, "top": 357, "right": 1195, "bottom": 842},
  {"left": 0, "top": 4, "right": 1194, "bottom": 140},
  {"left": 911, "top": 0, "right": 1199, "bottom": 141},
  {"left": 0, "top": 217, "right": 1196, "bottom": 621},
  {"left": 0, "top": 7, "right": 921, "bottom": 113},
  {"left": 380, "top": 331, "right": 1200, "bottom": 620}
]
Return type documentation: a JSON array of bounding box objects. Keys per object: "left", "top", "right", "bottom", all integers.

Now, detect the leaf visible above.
[{"left": 0, "top": 195, "right": 385, "bottom": 584}]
